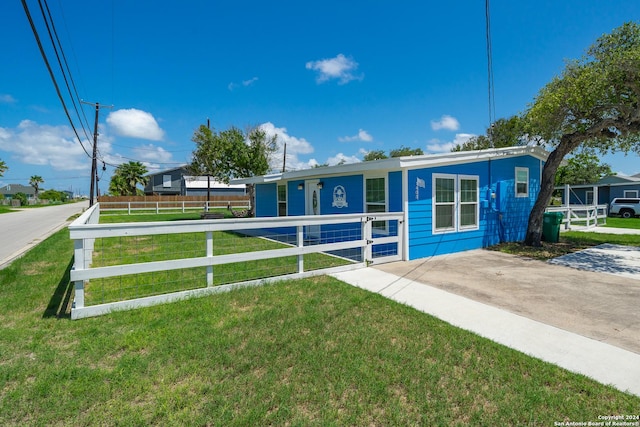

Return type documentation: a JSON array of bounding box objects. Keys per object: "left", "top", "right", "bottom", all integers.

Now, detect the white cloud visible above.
[
  {"left": 106, "top": 108, "right": 165, "bottom": 141},
  {"left": 426, "top": 133, "right": 475, "bottom": 153},
  {"left": 305, "top": 54, "right": 362, "bottom": 84},
  {"left": 259, "top": 122, "right": 315, "bottom": 171},
  {"left": 326, "top": 153, "right": 361, "bottom": 166},
  {"left": 0, "top": 94, "right": 16, "bottom": 104},
  {"left": 0, "top": 120, "right": 92, "bottom": 171},
  {"left": 430, "top": 115, "right": 460, "bottom": 131},
  {"left": 339, "top": 129, "right": 373, "bottom": 142},
  {"left": 132, "top": 144, "right": 174, "bottom": 164},
  {"left": 228, "top": 76, "right": 259, "bottom": 91}
]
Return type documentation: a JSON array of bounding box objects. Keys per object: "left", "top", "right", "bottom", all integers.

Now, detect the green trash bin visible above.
[{"left": 542, "top": 212, "right": 564, "bottom": 243}]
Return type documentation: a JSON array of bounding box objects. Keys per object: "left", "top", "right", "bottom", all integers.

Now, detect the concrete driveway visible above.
[{"left": 374, "top": 249, "right": 640, "bottom": 355}]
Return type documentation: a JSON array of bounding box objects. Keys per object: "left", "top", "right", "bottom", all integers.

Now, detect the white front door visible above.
[{"left": 305, "top": 180, "right": 321, "bottom": 238}]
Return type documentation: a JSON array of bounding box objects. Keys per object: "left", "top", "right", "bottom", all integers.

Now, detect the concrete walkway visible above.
[
  {"left": 331, "top": 267, "right": 640, "bottom": 397},
  {"left": 565, "top": 225, "right": 640, "bottom": 235}
]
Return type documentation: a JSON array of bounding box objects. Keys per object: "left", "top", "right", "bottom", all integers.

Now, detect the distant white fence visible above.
[
  {"left": 69, "top": 204, "right": 404, "bottom": 319},
  {"left": 99, "top": 200, "right": 251, "bottom": 215},
  {"left": 545, "top": 204, "right": 608, "bottom": 229}
]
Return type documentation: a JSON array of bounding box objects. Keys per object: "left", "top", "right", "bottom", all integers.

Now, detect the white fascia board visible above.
[{"left": 231, "top": 146, "right": 550, "bottom": 185}]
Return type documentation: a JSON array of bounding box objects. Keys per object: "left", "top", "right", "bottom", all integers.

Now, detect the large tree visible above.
[
  {"left": 0, "top": 159, "right": 7, "bottom": 177},
  {"left": 190, "top": 124, "right": 276, "bottom": 215},
  {"left": 363, "top": 150, "right": 388, "bottom": 161},
  {"left": 108, "top": 161, "right": 149, "bottom": 196},
  {"left": 523, "top": 21, "right": 640, "bottom": 246},
  {"left": 29, "top": 175, "right": 44, "bottom": 199}
]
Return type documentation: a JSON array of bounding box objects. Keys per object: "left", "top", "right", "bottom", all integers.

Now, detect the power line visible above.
[{"left": 20, "top": 0, "right": 92, "bottom": 159}]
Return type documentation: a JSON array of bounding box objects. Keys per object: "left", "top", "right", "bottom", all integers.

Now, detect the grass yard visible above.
[
  {"left": 0, "top": 228, "right": 638, "bottom": 425},
  {"left": 85, "top": 212, "right": 352, "bottom": 305},
  {"left": 604, "top": 216, "right": 640, "bottom": 229}
]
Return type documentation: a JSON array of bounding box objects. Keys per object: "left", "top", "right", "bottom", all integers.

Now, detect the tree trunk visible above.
[{"left": 523, "top": 139, "right": 578, "bottom": 246}]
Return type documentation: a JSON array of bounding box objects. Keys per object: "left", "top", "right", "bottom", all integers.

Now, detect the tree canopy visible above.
[
  {"left": 190, "top": 125, "right": 276, "bottom": 183},
  {"left": 451, "top": 116, "right": 526, "bottom": 152},
  {"left": 108, "top": 161, "right": 149, "bottom": 196},
  {"left": 554, "top": 149, "right": 613, "bottom": 186},
  {"left": 363, "top": 146, "right": 423, "bottom": 161},
  {"left": 0, "top": 159, "right": 7, "bottom": 177},
  {"left": 523, "top": 21, "right": 640, "bottom": 246}
]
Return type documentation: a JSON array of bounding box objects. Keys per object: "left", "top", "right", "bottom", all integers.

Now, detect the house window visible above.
[
  {"left": 434, "top": 175, "right": 455, "bottom": 231},
  {"left": 433, "top": 174, "right": 479, "bottom": 233},
  {"left": 459, "top": 176, "right": 479, "bottom": 229},
  {"left": 515, "top": 167, "right": 529, "bottom": 197},
  {"left": 624, "top": 190, "right": 639, "bottom": 198},
  {"left": 365, "top": 177, "right": 386, "bottom": 231},
  {"left": 163, "top": 175, "right": 172, "bottom": 188},
  {"left": 277, "top": 184, "right": 287, "bottom": 216}
]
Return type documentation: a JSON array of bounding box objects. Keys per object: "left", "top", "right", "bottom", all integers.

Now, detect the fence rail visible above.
[
  {"left": 69, "top": 204, "right": 404, "bottom": 319},
  {"left": 99, "top": 200, "right": 251, "bottom": 215},
  {"left": 545, "top": 204, "right": 608, "bottom": 229}
]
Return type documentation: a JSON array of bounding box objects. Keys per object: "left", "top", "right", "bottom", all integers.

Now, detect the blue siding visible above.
[
  {"left": 255, "top": 183, "right": 277, "bottom": 217},
  {"left": 388, "top": 171, "right": 402, "bottom": 212},
  {"left": 407, "top": 156, "right": 541, "bottom": 259},
  {"left": 288, "top": 180, "right": 305, "bottom": 216},
  {"left": 610, "top": 184, "right": 640, "bottom": 201}
]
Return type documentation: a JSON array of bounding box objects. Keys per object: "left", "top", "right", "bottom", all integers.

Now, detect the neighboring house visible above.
[
  {"left": 182, "top": 176, "right": 246, "bottom": 196},
  {"left": 144, "top": 166, "right": 246, "bottom": 196},
  {"left": 145, "top": 166, "right": 189, "bottom": 196},
  {"left": 0, "top": 184, "right": 37, "bottom": 200},
  {"left": 233, "top": 146, "right": 548, "bottom": 260},
  {"left": 561, "top": 173, "right": 640, "bottom": 205}
]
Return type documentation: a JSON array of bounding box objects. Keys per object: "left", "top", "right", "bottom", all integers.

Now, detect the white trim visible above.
[
  {"left": 515, "top": 167, "right": 529, "bottom": 198},
  {"left": 585, "top": 190, "right": 594, "bottom": 205},
  {"left": 623, "top": 190, "right": 639, "bottom": 198},
  {"left": 458, "top": 175, "right": 480, "bottom": 231},
  {"left": 432, "top": 173, "right": 457, "bottom": 234},
  {"left": 402, "top": 169, "right": 409, "bottom": 261},
  {"left": 232, "top": 146, "right": 549, "bottom": 185},
  {"left": 277, "top": 183, "right": 287, "bottom": 216}
]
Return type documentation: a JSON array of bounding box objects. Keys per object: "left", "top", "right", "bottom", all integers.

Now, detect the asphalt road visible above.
[{"left": 0, "top": 201, "right": 89, "bottom": 269}]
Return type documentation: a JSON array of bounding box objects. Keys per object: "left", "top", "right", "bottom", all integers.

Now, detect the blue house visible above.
[
  {"left": 234, "top": 146, "right": 548, "bottom": 260},
  {"left": 562, "top": 173, "right": 640, "bottom": 206}
]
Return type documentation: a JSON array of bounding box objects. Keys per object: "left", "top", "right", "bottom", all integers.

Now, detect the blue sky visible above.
[{"left": 1, "top": 1, "right": 639, "bottom": 196}]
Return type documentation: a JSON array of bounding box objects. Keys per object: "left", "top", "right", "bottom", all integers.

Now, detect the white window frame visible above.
[
  {"left": 277, "top": 184, "right": 287, "bottom": 216},
  {"left": 433, "top": 174, "right": 456, "bottom": 233},
  {"left": 623, "top": 190, "right": 639, "bottom": 198},
  {"left": 515, "top": 167, "right": 529, "bottom": 198},
  {"left": 432, "top": 173, "right": 480, "bottom": 234},
  {"left": 458, "top": 175, "right": 479, "bottom": 231},
  {"left": 364, "top": 175, "right": 387, "bottom": 233},
  {"left": 162, "top": 174, "right": 172, "bottom": 188}
]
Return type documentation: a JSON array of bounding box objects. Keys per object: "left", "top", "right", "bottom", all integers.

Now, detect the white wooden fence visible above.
[
  {"left": 69, "top": 204, "right": 404, "bottom": 319},
  {"left": 99, "top": 200, "right": 251, "bottom": 215},
  {"left": 545, "top": 204, "right": 608, "bottom": 229}
]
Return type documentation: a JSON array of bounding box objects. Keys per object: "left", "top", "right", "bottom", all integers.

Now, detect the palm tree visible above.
[
  {"left": 109, "top": 161, "right": 149, "bottom": 196},
  {"left": 0, "top": 159, "right": 7, "bottom": 177},
  {"left": 29, "top": 175, "right": 44, "bottom": 200}
]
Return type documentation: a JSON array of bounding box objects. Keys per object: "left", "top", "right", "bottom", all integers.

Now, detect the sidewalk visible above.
[
  {"left": 331, "top": 267, "right": 640, "bottom": 397},
  {"left": 565, "top": 225, "right": 640, "bottom": 234}
]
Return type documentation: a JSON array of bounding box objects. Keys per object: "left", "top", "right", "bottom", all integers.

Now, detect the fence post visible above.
[
  {"left": 297, "top": 225, "right": 304, "bottom": 274},
  {"left": 128, "top": 202, "right": 131, "bottom": 215},
  {"left": 362, "top": 217, "right": 372, "bottom": 265},
  {"left": 73, "top": 238, "right": 85, "bottom": 310},
  {"left": 182, "top": 201, "right": 185, "bottom": 213},
  {"left": 206, "top": 231, "right": 213, "bottom": 286}
]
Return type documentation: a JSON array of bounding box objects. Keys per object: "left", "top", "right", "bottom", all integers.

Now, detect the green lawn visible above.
[
  {"left": 0, "top": 228, "right": 638, "bottom": 425},
  {"left": 604, "top": 216, "right": 640, "bottom": 229}
]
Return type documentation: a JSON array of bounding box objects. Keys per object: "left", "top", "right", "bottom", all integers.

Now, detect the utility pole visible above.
[{"left": 81, "top": 101, "right": 112, "bottom": 206}]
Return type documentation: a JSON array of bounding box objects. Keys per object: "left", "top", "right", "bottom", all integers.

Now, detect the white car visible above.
[{"left": 609, "top": 197, "right": 640, "bottom": 218}]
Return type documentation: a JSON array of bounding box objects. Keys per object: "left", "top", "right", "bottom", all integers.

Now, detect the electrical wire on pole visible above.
[{"left": 81, "top": 101, "right": 113, "bottom": 206}]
